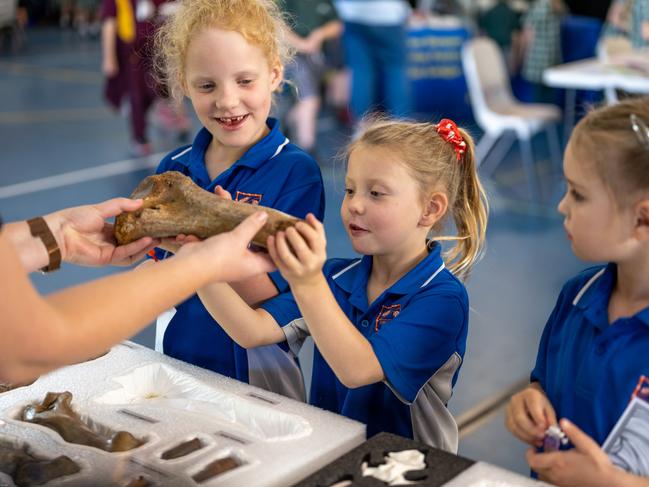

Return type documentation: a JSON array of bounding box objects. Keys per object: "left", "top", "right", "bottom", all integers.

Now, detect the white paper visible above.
[{"left": 603, "top": 397, "right": 649, "bottom": 476}]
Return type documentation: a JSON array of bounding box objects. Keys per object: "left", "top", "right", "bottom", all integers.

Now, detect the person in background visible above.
[
  {"left": 521, "top": 0, "right": 567, "bottom": 103},
  {"left": 193, "top": 116, "right": 488, "bottom": 450},
  {"left": 150, "top": 0, "right": 325, "bottom": 401},
  {"left": 280, "top": 0, "right": 342, "bottom": 154},
  {"left": 600, "top": 0, "right": 631, "bottom": 39},
  {"left": 0, "top": 198, "right": 274, "bottom": 384},
  {"left": 334, "top": 0, "right": 413, "bottom": 119},
  {"left": 505, "top": 97, "right": 649, "bottom": 486},
  {"left": 478, "top": 0, "right": 523, "bottom": 73},
  {"left": 101, "top": 0, "right": 165, "bottom": 156},
  {"left": 630, "top": 0, "right": 649, "bottom": 48}
]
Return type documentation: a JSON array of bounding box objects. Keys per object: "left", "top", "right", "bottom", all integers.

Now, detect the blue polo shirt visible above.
[
  {"left": 531, "top": 264, "right": 649, "bottom": 446},
  {"left": 155, "top": 118, "right": 325, "bottom": 390},
  {"left": 261, "top": 242, "right": 469, "bottom": 451}
]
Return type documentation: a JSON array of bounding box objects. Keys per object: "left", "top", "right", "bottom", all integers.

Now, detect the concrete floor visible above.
[{"left": 0, "top": 27, "right": 590, "bottom": 476}]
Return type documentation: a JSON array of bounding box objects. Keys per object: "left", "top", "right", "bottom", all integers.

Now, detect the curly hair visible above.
[{"left": 154, "top": 0, "right": 293, "bottom": 101}]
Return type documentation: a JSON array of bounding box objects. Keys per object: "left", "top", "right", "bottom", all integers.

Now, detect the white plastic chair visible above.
[{"left": 462, "top": 36, "right": 561, "bottom": 196}]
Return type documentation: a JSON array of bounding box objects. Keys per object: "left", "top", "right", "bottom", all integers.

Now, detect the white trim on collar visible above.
[
  {"left": 171, "top": 146, "right": 192, "bottom": 160},
  {"left": 572, "top": 268, "right": 606, "bottom": 306},
  {"left": 420, "top": 263, "right": 446, "bottom": 288},
  {"left": 271, "top": 138, "right": 289, "bottom": 159},
  {"left": 332, "top": 259, "right": 362, "bottom": 280}
]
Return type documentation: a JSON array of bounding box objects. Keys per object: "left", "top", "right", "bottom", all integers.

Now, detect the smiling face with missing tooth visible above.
[{"left": 183, "top": 27, "right": 283, "bottom": 163}]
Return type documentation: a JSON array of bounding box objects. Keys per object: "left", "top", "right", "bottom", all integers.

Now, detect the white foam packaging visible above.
[
  {"left": 0, "top": 342, "right": 366, "bottom": 486},
  {"left": 441, "top": 462, "right": 553, "bottom": 487}
]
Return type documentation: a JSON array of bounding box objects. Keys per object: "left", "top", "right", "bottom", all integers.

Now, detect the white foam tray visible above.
[
  {"left": 442, "top": 462, "right": 552, "bottom": 487},
  {"left": 0, "top": 342, "right": 365, "bottom": 486}
]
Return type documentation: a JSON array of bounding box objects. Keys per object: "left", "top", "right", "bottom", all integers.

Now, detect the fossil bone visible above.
[
  {"left": 161, "top": 437, "right": 204, "bottom": 460},
  {"left": 114, "top": 171, "right": 301, "bottom": 248},
  {"left": 20, "top": 391, "right": 145, "bottom": 452},
  {"left": 0, "top": 440, "right": 80, "bottom": 486}
]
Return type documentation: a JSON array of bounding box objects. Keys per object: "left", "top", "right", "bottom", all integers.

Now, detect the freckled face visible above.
[{"left": 184, "top": 27, "right": 282, "bottom": 154}]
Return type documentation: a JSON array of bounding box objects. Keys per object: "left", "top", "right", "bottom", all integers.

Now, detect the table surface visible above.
[{"left": 543, "top": 51, "right": 649, "bottom": 93}]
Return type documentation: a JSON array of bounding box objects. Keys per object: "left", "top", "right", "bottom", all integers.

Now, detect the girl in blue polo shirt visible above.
[
  {"left": 149, "top": 0, "right": 325, "bottom": 400},
  {"left": 198, "top": 117, "right": 489, "bottom": 451},
  {"left": 506, "top": 98, "right": 649, "bottom": 486}
]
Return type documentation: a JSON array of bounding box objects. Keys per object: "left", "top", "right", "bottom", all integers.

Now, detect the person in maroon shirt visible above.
[{"left": 101, "top": 0, "right": 167, "bottom": 156}]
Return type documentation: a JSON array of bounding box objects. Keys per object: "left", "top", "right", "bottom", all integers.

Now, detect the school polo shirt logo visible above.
[
  {"left": 375, "top": 304, "right": 401, "bottom": 331},
  {"left": 235, "top": 191, "right": 263, "bottom": 205}
]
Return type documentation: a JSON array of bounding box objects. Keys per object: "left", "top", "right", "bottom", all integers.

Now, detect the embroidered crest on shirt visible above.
[
  {"left": 375, "top": 304, "right": 401, "bottom": 331},
  {"left": 631, "top": 375, "right": 649, "bottom": 402},
  {"left": 235, "top": 191, "right": 263, "bottom": 205}
]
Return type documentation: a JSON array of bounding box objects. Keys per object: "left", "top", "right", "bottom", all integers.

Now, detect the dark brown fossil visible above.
[
  {"left": 0, "top": 440, "right": 80, "bottom": 486},
  {"left": 114, "top": 171, "right": 300, "bottom": 248},
  {"left": 161, "top": 437, "right": 204, "bottom": 460},
  {"left": 20, "top": 391, "right": 145, "bottom": 452},
  {"left": 192, "top": 456, "right": 240, "bottom": 483}
]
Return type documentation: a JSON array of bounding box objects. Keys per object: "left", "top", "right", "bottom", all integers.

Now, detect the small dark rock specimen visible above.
[
  {"left": 161, "top": 437, "right": 204, "bottom": 460},
  {"left": 192, "top": 456, "right": 240, "bottom": 483},
  {"left": 0, "top": 440, "right": 80, "bottom": 486}
]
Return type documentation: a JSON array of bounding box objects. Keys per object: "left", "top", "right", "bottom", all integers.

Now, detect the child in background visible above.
[
  {"left": 101, "top": 0, "right": 166, "bottom": 156},
  {"left": 151, "top": 0, "right": 325, "bottom": 400},
  {"left": 521, "top": 0, "right": 566, "bottom": 103},
  {"left": 506, "top": 98, "right": 649, "bottom": 486},
  {"left": 280, "top": 0, "right": 342, "bottom": 153},
  {"left": 196, "top": 117, "right": 488, "bottom": 450}
]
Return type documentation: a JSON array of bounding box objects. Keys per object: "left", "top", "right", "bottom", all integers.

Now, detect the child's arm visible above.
[
  {"left": 506, "top": 381, "right": 557, "bottom": 447},
  {"left": 268, "top": 214, "right": 384, "bottom": 388},
  {"left": 228, "top": 274, "right": 279, "bottom": 307},
  {"left": 303, "top": 20, "right": 342, "bottom": 54},
  {"left": 197, "top": 282, "right": 284, "bottom": 348},
  {"left": 527, "top": 419, "right": 649, "bottom": 487},
  {"left": 101, "top": 17, "right": 118, "bottom": 77}
]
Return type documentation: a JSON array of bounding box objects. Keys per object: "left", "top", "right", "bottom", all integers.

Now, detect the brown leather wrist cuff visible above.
[{"left": 27, "top": 217, "right": 61, "bottom": 273}]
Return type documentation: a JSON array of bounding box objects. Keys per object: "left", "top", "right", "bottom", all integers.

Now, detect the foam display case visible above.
[
  {"left": 0, "top": 342, "right": 365, "bottom": 486},
  {"left": 293, "top": 432, "right": 550, "bottom": 487}
]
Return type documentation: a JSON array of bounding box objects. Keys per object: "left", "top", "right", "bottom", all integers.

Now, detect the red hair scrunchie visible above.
[{"left": 436, "top": 118, "right": 466, "bottom": 161}]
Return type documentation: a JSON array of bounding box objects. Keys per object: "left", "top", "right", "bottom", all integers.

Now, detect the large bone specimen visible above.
[
  {"left": 114, "top": 171, "right": 301, "bottom": 248},
  {"left": 20, "top": 391, "right": 145, "bottom": 452},
  {"left": 0, "top": 440, "right": 80, "bottom": 486}
]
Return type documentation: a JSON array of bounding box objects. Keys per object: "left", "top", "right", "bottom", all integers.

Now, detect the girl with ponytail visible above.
[{"left": 196, "top": 116, "right": 488, "bottom": 452}]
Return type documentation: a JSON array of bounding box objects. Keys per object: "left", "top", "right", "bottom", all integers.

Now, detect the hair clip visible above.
[
  {"left": 630, "top": 113, "right": 649, "bottom": 147},
  {"left": 436, "top": 118, "right": 466, "bottom": 161}
]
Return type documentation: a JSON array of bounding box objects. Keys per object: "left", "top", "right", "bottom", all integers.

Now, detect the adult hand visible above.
[
  {"left": 176, "top": 212, "right": 275, "bottom": 283},
  {"left": 45, "top": 198, "right": 157, "bottom": 267},
  {"left": 526, "top": 419, "right": 619, "bottom": 487},
  {"left": 267, "top": 213, "right": 326, "bottom": 287},
  {"left": 506, "top": 382, "right": 557, "bottom": 447}
]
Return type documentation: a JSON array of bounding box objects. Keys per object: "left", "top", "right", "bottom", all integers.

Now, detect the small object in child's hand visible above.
[{"left": 543, "top": 425, "right": 569, "bottom": 452}]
